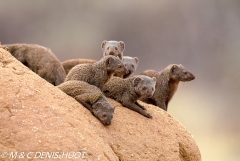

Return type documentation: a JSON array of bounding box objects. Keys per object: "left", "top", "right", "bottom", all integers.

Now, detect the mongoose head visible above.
[
  {"left": 101, "top": 40, "right": 125, "bottom": 60},
  {"left": 133, "top": 75, "right": 157, "bottom": 98},
  {"left": 170, "top": 64, "right": 195, "bottom": 82},
  {"left": 104, "top": 55, "right": 127, "bottom": 76},
  {"left": 92, "top": 99, "right": 116, "bottom": 126},
  {"left": 122, "top": 56, "right": 139, "bottom": 78}
]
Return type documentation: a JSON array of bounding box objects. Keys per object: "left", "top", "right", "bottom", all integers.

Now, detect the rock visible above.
[{"left": 0, "top": 48, "right": 201, "bottom": 161}]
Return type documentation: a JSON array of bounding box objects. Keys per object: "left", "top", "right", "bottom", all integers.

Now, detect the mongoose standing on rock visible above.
[
  {"left": 3, "top": 43, "right": 66, "bottom": 86},
  {"left": 140, "top": 64, "right": 195, "bottom": 111},
  {"left": 102, "top": 75, "right": 156, "bottom": 118},
  {"left": 58, "top": 80, "right": 115, "bottom": 125},
  {"left": 65, "top": 55, "right": 126, "bottom": 90},
  {"left": 101, "top": 40, "right": 125, "bottom": 60},
  {"left": 62, "top": 56, "right": 139, "bottom": 78},
  {"left": 62, "top": 58, "right": 97, "bottom": 74}
]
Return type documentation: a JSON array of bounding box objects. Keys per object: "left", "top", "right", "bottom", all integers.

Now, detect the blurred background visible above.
[{"left": 1, "top": 0, "right": 240, "bottom": 160}]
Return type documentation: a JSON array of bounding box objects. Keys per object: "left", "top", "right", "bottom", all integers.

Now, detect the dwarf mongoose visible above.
[
  {"left": 140, "top": 64, "right": 195, "bottom": 111},
  {"left": 58, "top": 80, "right": 115, "bottom": 125},
  {"left": 4, "top": 43, "right": 66, "bottom": 85},
  {"left": 102, "top": 75, "right": 156, "bottom": 118},
  {"left": 65, "top": 55, "right": 126, "bottom": 90},
  {"left": 101, "top": 40, "right": 125, "bottom": 60},
  {"left": 62, "top": 58, "right": 97, "bottom": 74},
  {"left": 115, "top": 56, "right": 139, "bottom": 78},
  {"left": 62, "top": 56, "right": 138, "bottom": 78}
]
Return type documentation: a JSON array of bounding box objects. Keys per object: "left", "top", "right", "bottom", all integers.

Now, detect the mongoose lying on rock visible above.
[
  {"left": 62, "top": 58, "right": 97, "bottom": 74},
  {"left": 4, "top": 43, "right": 66, "bottom": 86},
  {"left": 65, "top": 55, "right": 126, "bottom": 90},
  {"left": 58, "top": 80, "right": 115, "bottom": 125},
  {"left": 140, "top": 64, "right": 195, "bottom": 111},
  {"left": 62, "top": 56, "right": 139, "bottom": 78},
  {"left": 102, "top": 75, "right": 156, "bottom": 118},
  {"left": 101, "top": 40, "right": 125, "bottom": 60}
]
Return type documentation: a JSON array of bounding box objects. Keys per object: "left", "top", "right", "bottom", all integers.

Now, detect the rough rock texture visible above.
[{"left": 0, "top": 48, "right": 201, "bottom": 161}]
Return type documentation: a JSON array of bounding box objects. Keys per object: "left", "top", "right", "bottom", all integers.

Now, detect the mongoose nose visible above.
[
  {"left": 104, "top": 121, "right": 111, "bottom": 126},
  {"left": 125, "top": 70, "right": 129, "bottom": 74},
  {"left": 146, "top": 94, "right": 153, "bottom": 98},
  {"left": 109, "top": 51, "right": 114, "bottom": 55}
]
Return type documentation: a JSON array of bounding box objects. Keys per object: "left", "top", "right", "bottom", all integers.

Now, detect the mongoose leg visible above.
[
  {"left": 155, "top": 99, "right": 167, "bottom": 111},
  {"left": 123, "top": 102, "right": 152, "bottom": 118},
  {"left": 135, "top": 101, "right": 146, "bottom": 110},
  {"left": 74, "top": 95, "right": 93, "bottom": 111}
]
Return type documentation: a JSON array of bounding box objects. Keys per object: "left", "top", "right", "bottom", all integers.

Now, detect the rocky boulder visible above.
[{"left": 0, "top": 48, "right": 201, "bottom": 161}]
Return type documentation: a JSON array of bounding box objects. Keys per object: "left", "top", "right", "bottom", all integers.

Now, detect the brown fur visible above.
[
  {"left": 62, "top": 58, "right": 97, "bottom": 74},
  {"left": 58, "top": 80, "right": 115, "bottom": 125},
  {"left": 65, "top": 55, "right": 126, "bottom": 90},
  {"left": 103, "top": 75, "right": 156, "bottom": 118},
  {"left": 62, "top": 56, "right": 138, "bottom": 78},
  {"left": 4, "top": 43, "right": 66, "bottom": 86},
  {"left": 140, "top": 64, "right": 195, "bottom": 111}
]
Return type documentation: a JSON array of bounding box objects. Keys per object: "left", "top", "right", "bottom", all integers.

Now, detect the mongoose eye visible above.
[
  {"left": 131, "top": 64, "right": 134, "bottom": 68},
  {"left": 115, "top": 47, "right": 118, "bottom": 50},
  {"left": 107, "top": 47, "right": 110, "bottom": 50},
  {"left": 152, "top": 87, "right": 154, "bottom": 91},
  {"left": 102, "top": 114, "right": 107, "bottom": 118},
  {"left": 184, "top": 72, "right": 188, "bottom": 75},
  {"left": 118, "top": 65, "right": 122, "bottom": 68}
]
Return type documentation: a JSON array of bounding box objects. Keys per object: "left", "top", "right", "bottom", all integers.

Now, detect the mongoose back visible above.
[
  {"left": 62, "top": 56, "right": 138, "bottom": 78},
  {"left": 57, "top": 80, "right": 115, "bottom": 125},
  {"left": 62, "top": 58, "right": 97, "bottom": 74},
  {"left": 102, "top": 75, "right": 156, "bottom": 118},
  {"left": 101, "top": 40, "right": 125, "bottom": 60},
  {"left": 140, "top": 64, "right": 195, "bottom": 111},
  {"left": 4, "top": 43, "right": 66, "bottom": 86},
  {"left": 65, "top": 55, "right": 126, "bottom": 90}
]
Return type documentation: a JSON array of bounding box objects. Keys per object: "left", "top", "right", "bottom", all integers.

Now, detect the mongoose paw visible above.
[{"left": 145, "top": 113, "right": 152, "bottom": 119}]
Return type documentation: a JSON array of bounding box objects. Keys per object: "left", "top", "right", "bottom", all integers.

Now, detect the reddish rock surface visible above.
[{"left": 0, "top": 48, "right": 201, "bottom": 161}]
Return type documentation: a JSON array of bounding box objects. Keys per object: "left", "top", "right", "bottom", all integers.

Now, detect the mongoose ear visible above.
[
  {"left": 133, "top": 76, "right": 143, "bottom": 87},
  {"left": 119, "top": 41, "right": 125, "bottom": 52},
  {"left": 105, "top": 56, "right": 114, "bottom": 66},
  {"left": 170, "top": 65, "right": 177, "bottom": 74},
  {"left": 101, "top": 40, "right": 107, "bottom": 51},
  {"left": 134, "top": 57, "right": 139, "bottom": 64},
  {"left": 152, "top": 77, "right": 157, "bottom": 83},
  {"left": 93, "top": 102, "right": 103, "bottom": 110}
]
